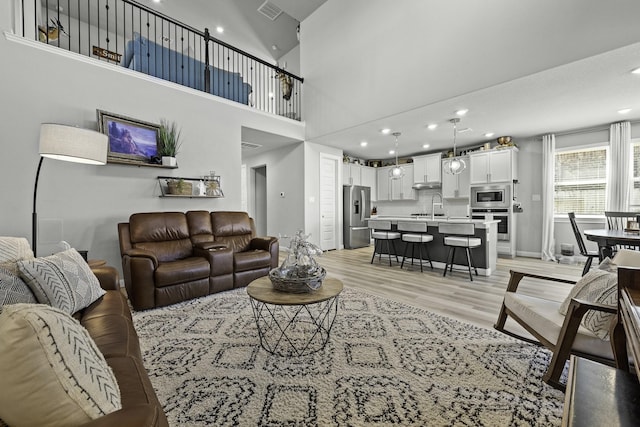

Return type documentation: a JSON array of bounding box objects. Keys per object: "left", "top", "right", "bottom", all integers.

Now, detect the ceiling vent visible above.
[
  {"left": 257, "top": 1, "right": 283, "bottom": 21},
  {"left": 241, "top": 142, "right": 262, "bottom": 150}
]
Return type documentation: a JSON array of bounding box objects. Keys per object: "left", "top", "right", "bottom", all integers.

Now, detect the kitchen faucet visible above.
[{"left": 431, "top": 193, "right": 444, "bottom": 220}]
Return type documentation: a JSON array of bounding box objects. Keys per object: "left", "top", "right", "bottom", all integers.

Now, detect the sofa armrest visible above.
[
  {"left": 80, "top": 404, "right": 166, "bottom": 427},
  {"left": 92, "top": 265, "right": 120, "bottom": 291},
  {"left": 123, "top": 248, "right": 159, "bottom": 269},
  {"left": 250, "top": 237, "right": 279, "bottom": 268},
  {"left": 194, "top": 246, "right": 233, "bottom": 276},
  {"left": 194, "top": 241, "right": 228, "bottom": 251}
]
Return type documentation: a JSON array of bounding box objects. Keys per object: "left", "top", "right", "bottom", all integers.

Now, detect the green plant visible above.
[{"left": 158, "top": 119, "right": 182, "bottom": 157}]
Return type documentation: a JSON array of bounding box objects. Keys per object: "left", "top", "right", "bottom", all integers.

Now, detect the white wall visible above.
[
  {"left": 243, "top": 143, "right": 306, "bottom": 239},
  {"left": 0, "top": 32, "right": 304, "bottom": 272}
]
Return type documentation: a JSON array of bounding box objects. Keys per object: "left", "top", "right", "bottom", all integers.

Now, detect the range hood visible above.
[{"left": 412, "top": 181, "right": 442, "bottom": 190}]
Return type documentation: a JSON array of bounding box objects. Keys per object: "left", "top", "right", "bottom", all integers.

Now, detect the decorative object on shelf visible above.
[
  {"left": 496, "top": 136, "right": 517, "bottom": 148},
  {"left": 389, "top": 132, "right": 405, "bottom": 180},
  {"left": 269, "top": 230, "right": 326, "bottom": 293},
  {"left": 166, "top": 178, "right": 192, "bottom": 195},
  {"left": 33, "top": 124, "right": 107, "bottom": 256},
  {"left": 157, "top": 175, "right": 224, "bottom": 198},
  {"left": 158, "top": 119, "right": 182, "bottom": 167},
  {"left": 38, "top": 18, "right": 68, "bottom": 43},
  {"left": 275, "top": 70, "right": 293, "bottom": 101},
  {"left": 443, "top": 118, "right": 467, "bottom": 175},
  {"left": 97, "top": 110, "right": 167, "bottom": 167}
]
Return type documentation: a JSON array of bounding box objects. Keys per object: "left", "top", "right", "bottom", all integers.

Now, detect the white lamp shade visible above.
[{"left": 39, "top": 124, "right": 108, "bottom": 165}]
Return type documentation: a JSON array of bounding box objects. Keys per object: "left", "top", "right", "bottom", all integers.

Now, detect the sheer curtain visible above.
[
  {"left": 607, "top": 121, "right": 631, "bottom": 211},
  {"left": 541, "top": 134, "right": 557, "bottom": 261}
]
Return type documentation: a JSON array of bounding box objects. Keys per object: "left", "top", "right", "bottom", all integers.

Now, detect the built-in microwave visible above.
[{"left": 470, "top": 185, "right": 511, "bottom": 209}]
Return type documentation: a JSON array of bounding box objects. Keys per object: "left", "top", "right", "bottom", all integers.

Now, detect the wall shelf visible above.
[
  {"left": 157, "top": 175, "right": 224, "bottom": 198},
  {"left": 109, "top": 159, "right": 178, "bottom": 168}
]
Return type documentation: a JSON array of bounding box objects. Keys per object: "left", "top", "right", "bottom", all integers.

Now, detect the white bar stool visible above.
[
  {"left": 368, "top": 219, "right": 401, "bottom": 266},
  {"left": 397, "top": 221, "right": 433, "bottom": 272},
  {"left": 439, "top": 222, "right": 481, "bottom": 281}
]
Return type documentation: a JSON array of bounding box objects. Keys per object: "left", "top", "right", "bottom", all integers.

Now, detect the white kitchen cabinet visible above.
[
  {"left": 441, "top": 156, "right": 470, "bottom": 198},
  {"left": 412, "top": 154, "right": 441, "bottom": 185},
  {"left": 342, "top": 163, "right": 362, "bottom": 186},
  {"left": 469, "top": 148, "right": 518, "bottom": 184},
  {"left": 376, "top": 165, "right": 415, "bottom": 201},
  {"left": 361, "top": 166, "right": 377, "bottom": 202}
]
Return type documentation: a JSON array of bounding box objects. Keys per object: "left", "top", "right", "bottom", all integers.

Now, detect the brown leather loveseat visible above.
[{"left": 118, "top": 211, "right": 278, "bottom": 310}]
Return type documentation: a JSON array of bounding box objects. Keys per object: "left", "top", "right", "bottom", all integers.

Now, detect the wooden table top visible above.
[
  {"left": 247, "top": 276, "right": 343, "bottom": 305},
  {"left": 584, "top": 229, "right": 640, "bottom": 245}
]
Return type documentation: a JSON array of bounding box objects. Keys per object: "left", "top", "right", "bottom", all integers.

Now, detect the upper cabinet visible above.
[
  {"left": 441, "top": 156, "right": 470, "bottom": 198},
  {"left": 412, "top": 154, "right": 442, "bottom": 185},
  {"left": 376, "top": 164, "right": 416, "bottom": 201},
  {"left": 469, "top": 148, "right": 518, "bottom": 184},
  {"left": 343, "top": 163, "right": 362, "bottom": 186},
  {"left": 361, "top": 166, "right": 377, "bottom": 202}
]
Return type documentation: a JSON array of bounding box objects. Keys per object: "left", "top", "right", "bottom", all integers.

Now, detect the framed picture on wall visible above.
[{"left": 97, "top": 110, "right": 160, "bottom": 164}]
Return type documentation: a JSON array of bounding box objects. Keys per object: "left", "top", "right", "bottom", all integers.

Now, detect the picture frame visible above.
[{"left": 97, "top": 110, "right": 160, "bottom": 164}]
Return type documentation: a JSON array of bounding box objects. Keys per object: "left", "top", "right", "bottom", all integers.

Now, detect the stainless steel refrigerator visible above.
[{"left": 343, "top": 185, "right": 371, "bottom": 249}]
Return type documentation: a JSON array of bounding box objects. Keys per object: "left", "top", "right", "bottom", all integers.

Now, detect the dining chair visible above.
[
  {"left": 568, "top": 212, "right": 601, "bottom": 276},
  {"left": 439, "top": 222, "right": 480, "bottom": 281},
  {"left": 368, "top": 219, "right": 401, "bottom": 266},
  {"left": 397, "top": 221, "right": 433, "bottom": 272}
]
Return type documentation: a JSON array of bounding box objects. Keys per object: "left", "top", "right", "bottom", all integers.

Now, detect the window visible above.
[
  {"left": 630, "top": 141, "right": 640, "bottom": 208},
  {"left": 554, "top": 145, "right": 608, "bottom": 215}
]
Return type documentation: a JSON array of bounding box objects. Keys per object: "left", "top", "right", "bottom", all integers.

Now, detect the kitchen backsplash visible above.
[{"left": 373, "top": 189, "right": 470, "bottom": 217}]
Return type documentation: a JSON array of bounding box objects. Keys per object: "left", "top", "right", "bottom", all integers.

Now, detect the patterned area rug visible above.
[{"left": 132, "top": 287, "right": 564, "bottom": 426}]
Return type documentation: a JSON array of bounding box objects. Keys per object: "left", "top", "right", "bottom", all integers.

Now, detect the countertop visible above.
[{"left": 367, "top": 215, "right": 501, "bottom": 227}]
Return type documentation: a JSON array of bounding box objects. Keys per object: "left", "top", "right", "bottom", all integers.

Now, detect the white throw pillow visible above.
[
  {"left": 18, "top": 248, "right": 105, "bottom": 314},
  {"left": 0, "top": 303, "right": 121, "bottom": 426},
  {"left": 558, "top": 268, "right": 617, "bottom": 340},
  {"left": 0, "top": 236, "right": 34, "bottom": 264},
  {"left": 0, "top": 266, "right": 36, "bottom": 310}
]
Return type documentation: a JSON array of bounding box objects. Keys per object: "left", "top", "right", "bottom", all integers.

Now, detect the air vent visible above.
[
  {"left": 241, "top": 142, "right": 262, "bottom": 150},
  {"left": 257, "top": 1, "right": 283, "bottom": 20},
  {"left": 458, "top": 127, "right": 473, "bottom": 133}
]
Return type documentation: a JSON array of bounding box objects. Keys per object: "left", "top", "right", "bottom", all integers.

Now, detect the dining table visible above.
[{"left": 583, "top": 229, "right": 640, "bottom": 259}]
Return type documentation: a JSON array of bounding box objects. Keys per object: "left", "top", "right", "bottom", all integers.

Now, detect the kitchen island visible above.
[{"left": 367, "top": 216, "right": 500, "bottom": 276}]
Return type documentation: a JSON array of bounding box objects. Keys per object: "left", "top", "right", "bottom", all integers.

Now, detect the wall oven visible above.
[
  {"left": 472, "top": 208, "right": 510, "bottom": 241},
  {"left": 470, "top": 185, "right": 511, "bottom": 209}
]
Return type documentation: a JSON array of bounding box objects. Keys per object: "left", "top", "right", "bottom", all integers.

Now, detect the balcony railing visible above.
[{"left": 17, "top": 0, "right": 303, "bottom": 120}]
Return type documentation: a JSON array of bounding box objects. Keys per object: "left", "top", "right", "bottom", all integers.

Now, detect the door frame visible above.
[{"left": 319, "top": 153, "right": 342, "bottom": 251}]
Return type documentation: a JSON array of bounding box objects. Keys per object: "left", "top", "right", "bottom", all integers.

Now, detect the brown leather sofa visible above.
[
  {"left": 118, "top": 211, "right": 279, "bottom": 310},
  {"left": 79, "top": 265, "right": 168, "bottom": 426}
]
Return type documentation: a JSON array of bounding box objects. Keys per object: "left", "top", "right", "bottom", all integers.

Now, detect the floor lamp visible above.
[{"left": 33, "top": 124, "right": 108, "bottom": 256}]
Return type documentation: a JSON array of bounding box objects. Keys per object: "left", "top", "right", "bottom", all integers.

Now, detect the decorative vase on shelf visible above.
[{"left": 161, "top": 156, "right": 177, "bottom": 167}]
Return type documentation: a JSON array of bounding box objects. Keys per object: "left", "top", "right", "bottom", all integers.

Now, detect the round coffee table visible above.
[{"left": 246, "top": 276, "right": 343, "bottom": 357}]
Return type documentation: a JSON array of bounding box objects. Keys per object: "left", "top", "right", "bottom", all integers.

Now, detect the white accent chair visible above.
[
  {"left": 397, "top": 221, "right": 433, "bottom": 272},
  {"left": 439, "top": 222, "right": 481, "bottom": 281},
  {"left": 494, "top": 249, "right": 640, "bottom": 390},
  {"left": 368, "top": 219, "right": 401, "bottom": 266}
]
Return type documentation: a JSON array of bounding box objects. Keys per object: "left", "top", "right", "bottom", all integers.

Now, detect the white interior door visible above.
[{"left": 320, "top": 155, "right": 338, "bottom": 250}]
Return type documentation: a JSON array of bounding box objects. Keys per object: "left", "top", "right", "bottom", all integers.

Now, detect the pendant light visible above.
[
  {"left": 443, "top": 118, "right": 466, "bottom": 175},
  {"left": 389, "top": 132, "right": 404, "bottom": 179}
]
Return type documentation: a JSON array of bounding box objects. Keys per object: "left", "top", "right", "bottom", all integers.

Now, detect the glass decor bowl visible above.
[{"left": 269, "top": 266, "right": 326, "bottom": 293}]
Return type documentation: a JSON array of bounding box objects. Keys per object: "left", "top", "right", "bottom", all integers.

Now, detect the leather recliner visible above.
[{"left": 118, "top": 211, "right": 278, "bottom": 310}]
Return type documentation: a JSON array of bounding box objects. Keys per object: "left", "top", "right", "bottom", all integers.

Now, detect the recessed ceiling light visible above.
[
  {"left": 389, "top": 150, "right": 395, "bottom": 155},
  {"left": 152, "top": 0, "right": 160, "bottom": 3},
  {"left": 484, "top": 132, "right": 495, "bottom": 138},
  {"left": 381, "top": 128, "right": 391, "bottom": 134},
  {"left": 271, "top": 44, "right": 279, "bottom": 51},
  {"left": 360, "top": 141, "right": 368, "bottom": 147},
  {"left": 422, "top": 144, "right": 430, "bottom": 149},
  {"left": 427, "top": 124, "right": 437, "bottom": 130},
  {"left": 618, "top": 108, "right": 632, "bottom": 114},
  {"left": 216, "top": 26, "right": 224, "bottom": 34},
  {"left": 456, "top": 109, "right": 469, "bottom": 116},
  {"left": 631, "top": 67, "right": 640, "bottom": 74}
]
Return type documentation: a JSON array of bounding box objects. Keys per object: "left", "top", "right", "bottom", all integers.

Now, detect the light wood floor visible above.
[{"left": 316, "top": 247, "right": 584, "bottom": 333}]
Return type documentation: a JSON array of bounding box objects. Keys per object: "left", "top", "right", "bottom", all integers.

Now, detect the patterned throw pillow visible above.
[
  {"left": 0, "top": 266, "right": 36, "bottom": 311},
  {"left": 18, "top": 248, "right": 105, "bottom": 314},
  {"left": 558, "top": 268, "right": 617, "bottom": 340},
  {"left": 0, "top": 303, "right": 121, "bottom": 426},
  {"left": 0, "top": 237, "right": 34, "bottom": 263}
]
